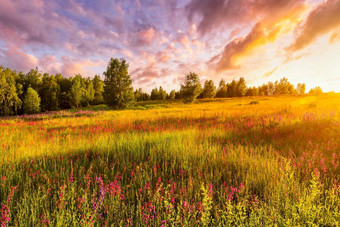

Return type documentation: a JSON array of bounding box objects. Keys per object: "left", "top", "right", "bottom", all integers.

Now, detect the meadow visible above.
[{"left": 0, "top": 94, "right": 339, "bottom": 226}]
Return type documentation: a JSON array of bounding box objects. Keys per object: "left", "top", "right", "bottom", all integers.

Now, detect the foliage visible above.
[
  {"left": 216, "top": 79, "right": 228, "bottom": 98},
  {"left": 0, "top": 67, "right": 22, "bottom": 116},
  {"left": 274, "top": 77, "right": 295, "bottom": 95},
  {"left": 236, "top": 77, "right": 247, "bottom": 97},
  {"left": 93, "top": 75, "right": 104, "bottom": 105},
  {"left": 103, "top": 58, "right": 135, "bottom": 109},
  {"left": 40, "top": 73, "right": 60, "bottom": 111},
  {"left": 23, "top": 87, "right": 40, "bottom": 114},
  {"left": 69, "top": 75, "right": 85, "bottom": 108},
  {"left": 296, "top": 83, "right": 306, "bottom": 95},
  {"left": 202, "top": 80, "right": 216, "bottom": 98},
  {"left": 180, "top": 72, "right": 202, "bottom": 103},
  {"left": 0, "top": 65, "right": 327, "bottom": 115},
  {"left": 309, "top": 86, "right": 323, "bottom": 95},
  {"left": 246, "top": 87, "right": 259, "bottom": 96},
  {"left": 168, "top": 90, "right": 176, "bottom": 100},
  {"left": 158, "top": 86, "right": 167, "bottom": 100}
]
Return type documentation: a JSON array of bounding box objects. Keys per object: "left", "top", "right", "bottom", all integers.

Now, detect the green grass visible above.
[{"left": 0, "top": 94, "right": 339, "bottom": 226}]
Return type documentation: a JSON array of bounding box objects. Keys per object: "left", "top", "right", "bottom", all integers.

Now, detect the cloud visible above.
[
  {"left": 288, "top": 0, "right": 340, "bottom": 52},
  {"left": 156, "top": 51, "right": 171, "bottom": 62},
  {"left": 0, "top": 45, "right": 38, "bottom": 72},
  {"left": 60, "top": 57, "right": 104, "bottom": 77},
  {"left": 262, "top": 66, "right": 279, "bottom": 78},
  {"left": 131, "top": 63, "right": 159, "bottom": 84},
  {"left": 211, "top": 3, "right": 306, "bottom": 72},
  {"left": 330, "top": 32, "right": 340, "bottom": 44},
  {"left": 186, "top": 0, "right": 305, "bottom": 35},
  {"left": 130, "top": 27, "right": 157, "bottom": 46}
]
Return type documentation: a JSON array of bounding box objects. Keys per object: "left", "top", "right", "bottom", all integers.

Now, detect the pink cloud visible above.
[
  {"left": 0, "top": 45, "right": 38, "bottom": 72},
  {"left": 131, "top": 27, "right": 157, "bottom": 46}
]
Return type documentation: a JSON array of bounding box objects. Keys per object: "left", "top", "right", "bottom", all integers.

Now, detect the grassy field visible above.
[{"left": 0, "top": 94, "right": 339, "bottom": 226}]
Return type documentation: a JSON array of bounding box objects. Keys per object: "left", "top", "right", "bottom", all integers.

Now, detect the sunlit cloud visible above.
[{"left": 0, "top": 0, "right": 339, "bottom": 92}]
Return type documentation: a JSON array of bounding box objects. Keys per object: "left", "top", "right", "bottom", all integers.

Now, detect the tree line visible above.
[{"left": 0, "top": 58, "right": 323, "bottom": 116}]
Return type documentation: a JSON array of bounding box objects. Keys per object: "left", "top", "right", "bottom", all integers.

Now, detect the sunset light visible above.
[
  {"left": 0, "top": 1, "right": 339, "bottom": 226},
  {"left": 0, "top": 0, "right": 339, "bottom": 92}
]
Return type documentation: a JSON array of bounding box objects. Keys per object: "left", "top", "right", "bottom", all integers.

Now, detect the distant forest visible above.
[{"left": 0, "top": 59, "right": 323, "bottom": 116}]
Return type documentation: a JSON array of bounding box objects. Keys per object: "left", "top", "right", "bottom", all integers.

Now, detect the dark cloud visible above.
[{"left": 289, "top": 0, "right": 340, "bottom": 52}]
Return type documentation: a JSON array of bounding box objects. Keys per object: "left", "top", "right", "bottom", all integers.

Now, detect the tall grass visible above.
[{"left": 0, "top": 94, "right": 339, "bottom": 226}]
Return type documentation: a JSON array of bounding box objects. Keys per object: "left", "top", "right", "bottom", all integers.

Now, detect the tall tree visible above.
[
  {"left": 93, "top": 75, "right": 104, "bottom": 104},
  {"left": 23, "top": 67, "right": 42, "bottom": 92},
  {"left": 40, "top": 73, "right": 60, "bottom": 111},
  {"left": 309, "top": 86, "right": 322, "bottom": 95},
  {"left": 23, "top": 87, "right": 40, "bottom": 114},
  {"left": 236, "top": 77, "right": 247, "bottom": 97},
  {"left": 55, "top": 73, "right": 72, "bottom": 109},
  {"left": 69, "top": 75, "right": 84, "bottom": 108},
  {"left": 202, "top": 80, "right": 216, "bottom": 98},
  {"left": 180, "top": 72, "right": 202, "bottom": 103},
  {"left": 158, "top": 86, "right": 167, "bottom": 100},
  {"left": 216, "top": 79, "right": 228, "bottom": 98},
  {"left": 82, "top": 78, "right": 95, "bottom": 106},
  {"left": 257, "top": 84, "right": 267, "bottom": 96},
  {"left": 227, "top": 80, "right": 237, "bottom": 97},
  {"left": 267, "top": 82, "right": 275, "bottom": 96},
  {"left": 103, "top": 58, "right": 134, "bottom": 109},
  {"left": 274, "top": 77, "right": 295, "bottom": 95},
  {"left": 0, "top": 67, "right": 22, "bottom": 116},
  {"left": 150, "top": 87, "right": 160, "bottom": 100},
  {"left": 296, "top": 83, "right": 306, "bottom": 95},
  {"left": 168, "top": 90, "right": 176, "bottom": 100}
]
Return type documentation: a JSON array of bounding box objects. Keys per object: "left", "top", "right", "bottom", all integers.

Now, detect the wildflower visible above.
[{"left": 93, "top": 177, "right": 106, "bottom": 214}]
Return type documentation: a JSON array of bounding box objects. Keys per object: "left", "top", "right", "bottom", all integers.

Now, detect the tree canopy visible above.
[
  {"left": 103, "top": 58, "right": 134, "bottom": 109},
  {"left": 23, "top": 87, "right": 40, "bottom": 114},
  {"left": 180, "top": 72, "right": 202, "bottom": 103},
  {"left": 0, "top": 60, "right": 325, "bottom": 116}
]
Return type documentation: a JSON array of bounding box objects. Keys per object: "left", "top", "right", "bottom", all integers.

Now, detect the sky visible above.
[{"left": 0, "top": 0, "right": 340, "bottom": 92}]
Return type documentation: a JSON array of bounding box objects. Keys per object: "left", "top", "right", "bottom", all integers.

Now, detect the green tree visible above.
[
  {"left": 0, "top": 67, "right": 22, "bottom": 116},
  {"left": 40, "top": 73, "right": 60, "bottom": 111},
  {"left": 236, "top": 77, "right": 247, "bottom": 97},
  {"left": 216, "top": 79, "right": 228, "bottom": 98},
  {"left": 93, "top": 75, "right": 104, "bottom": 104},
  {"left": 150, "top": 87, "right": 160, "bottom": 100},
  {"left": 202, "top": 80, "right": 216, "bottom": 98},
  {"left": 23, "top": 87, "right": 40, "bottom": 114},
  {"left": 69, "top": 75, "right": 84, "bottom": 108},
  {"left": 83, "top": 78, "right": 95, "bottom": 106},
  {"left": 55, "top": 73, "right": 72, "bottom": 109},
  {"left": 180, "top": 72, "right": 202, "bottom": 103},
  {"left": 103, "top": 58, "right": 134, "bottom": 109},
  {"left": 22, "top": 67, "right": 42, "bottom": 92},
  {"left": 158, "top": 86, "right": 167, "bottom": 100},
  {"left": 168, "top": 90, "right": 176, "bottom": 100},
  {"left": 227, "top": 80, "right": 237, "bottom": 97}
]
